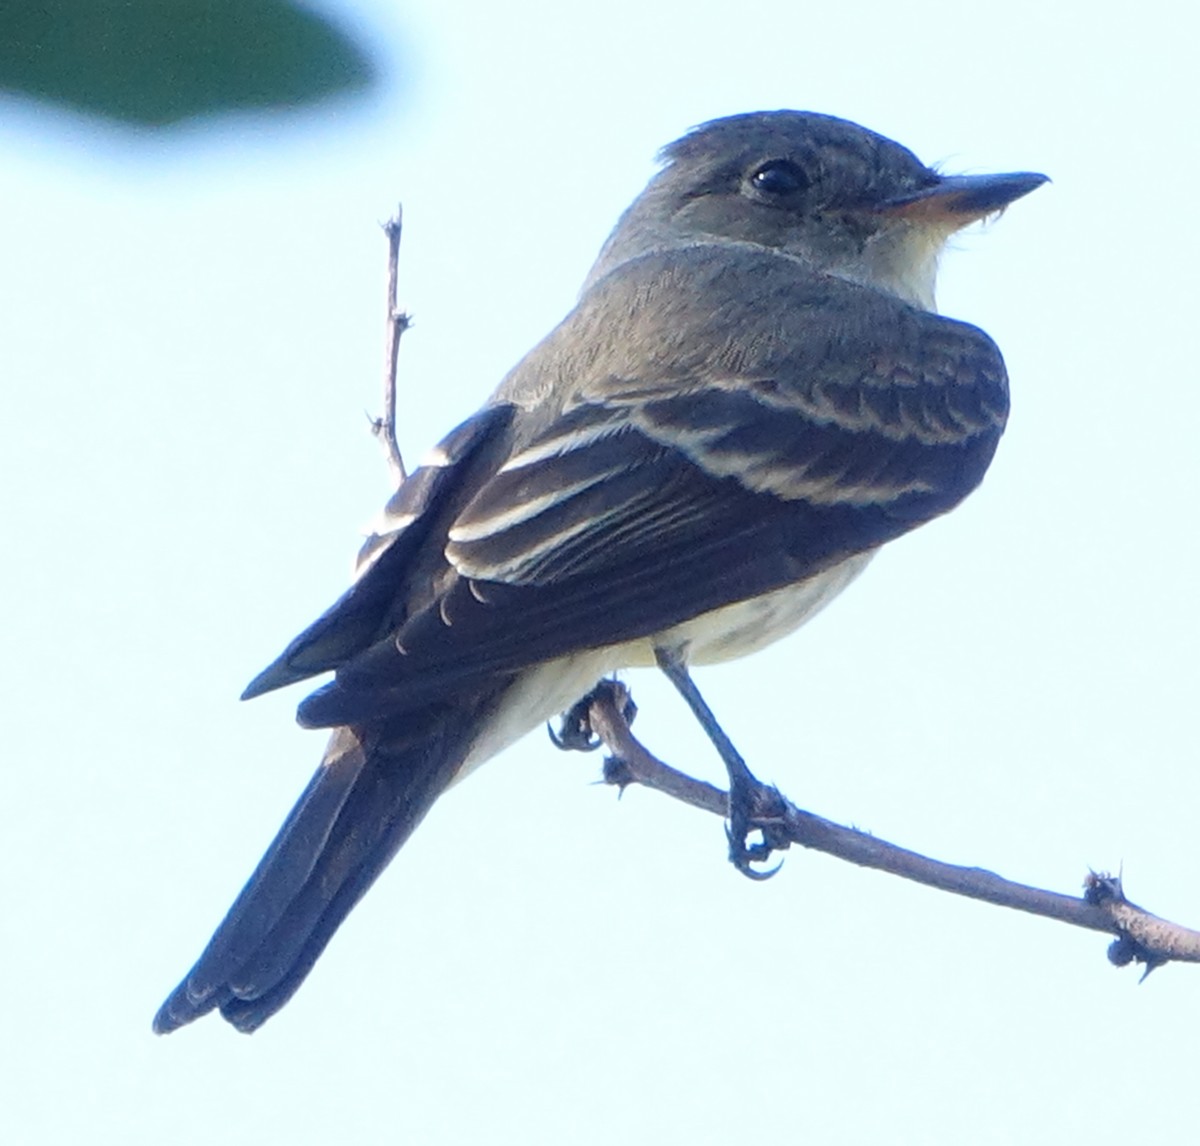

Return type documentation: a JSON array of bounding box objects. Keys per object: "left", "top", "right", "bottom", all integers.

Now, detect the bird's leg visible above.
[{"left": 654, "top": 646, "right": 784, "bottom": 879}]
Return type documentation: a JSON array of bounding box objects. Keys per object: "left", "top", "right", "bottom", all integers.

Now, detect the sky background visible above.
[{"left": 4, "top": 1, "right": 1198, "bottom": 1143}]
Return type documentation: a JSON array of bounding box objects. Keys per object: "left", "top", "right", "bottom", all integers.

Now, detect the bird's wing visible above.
[
  {"left": 240, "top": 403, "right": 516, "bottom": 700},
  {"left": 251, "top": 243, "right": 1008, "bottom": 728}
]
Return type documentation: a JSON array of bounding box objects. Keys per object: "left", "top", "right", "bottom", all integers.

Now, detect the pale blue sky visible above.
[{"left": 4, "top": 1, "right": 1198, "bottom": 1143}]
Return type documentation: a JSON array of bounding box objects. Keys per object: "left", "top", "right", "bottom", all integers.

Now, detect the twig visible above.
[
  {"left": 584, "top": 681, "right": 1200, "bottom": 975},
  {"left": 371, "top": 205, "right": 411, "bottom": 487}
]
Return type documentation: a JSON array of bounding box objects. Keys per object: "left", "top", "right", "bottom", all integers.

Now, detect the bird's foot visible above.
[
  {"left": 549, "top": 678, "right": 637, "bottom": 752},
  {"left": 726, "top": 767, "right": 790, "bottom": 880}
]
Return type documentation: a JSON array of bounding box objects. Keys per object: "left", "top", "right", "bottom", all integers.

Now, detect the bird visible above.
[{"left": 153, "top": 110, "right": 1046, "bottom": 1034}]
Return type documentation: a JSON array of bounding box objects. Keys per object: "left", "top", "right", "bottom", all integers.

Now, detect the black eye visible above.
[{"left": 749, "top": 159, "right": 809, "bottom": 197}]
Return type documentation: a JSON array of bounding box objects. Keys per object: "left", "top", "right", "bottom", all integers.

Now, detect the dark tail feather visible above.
[{"left": 153, "top": 701, "right": 489, "bottom": 1034}]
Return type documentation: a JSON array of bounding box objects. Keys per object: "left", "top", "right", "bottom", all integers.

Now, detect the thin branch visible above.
[
  {"left": 584, "top": 681, "right": 1200, "bottom": 975},
  {"left": 371, "top": 205, "right": 411, "bottom": 487}
]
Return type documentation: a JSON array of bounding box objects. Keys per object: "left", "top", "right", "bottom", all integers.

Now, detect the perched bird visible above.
[{"left": 154, "top": 110, "right": 1045, "bottom": 1033}]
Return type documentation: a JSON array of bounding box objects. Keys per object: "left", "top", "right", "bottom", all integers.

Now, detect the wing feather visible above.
[{"left": 240, "top": 404, "right": 514, "bottom": 699}]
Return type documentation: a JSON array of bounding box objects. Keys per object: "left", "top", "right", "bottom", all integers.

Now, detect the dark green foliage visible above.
[{"left": 0, "top": 0, "right": 377, "bottom": 126}]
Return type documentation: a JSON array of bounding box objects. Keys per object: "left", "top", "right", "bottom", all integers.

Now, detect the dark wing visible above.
[
  {"left": 241, "top": 404, "right": 516, "bottom": 701},
  {"left": 284, "top": 243, "right": 1007, "bottom": 728}
]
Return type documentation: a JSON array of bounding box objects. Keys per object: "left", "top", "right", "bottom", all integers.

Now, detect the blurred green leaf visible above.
[{"left": 0, "top": 0, "right": 378, "bottom": 127}]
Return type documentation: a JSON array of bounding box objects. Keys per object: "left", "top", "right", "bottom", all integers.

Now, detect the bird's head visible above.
[{"left": 588, "top": 110, "right": 1047, "bottom": 311}]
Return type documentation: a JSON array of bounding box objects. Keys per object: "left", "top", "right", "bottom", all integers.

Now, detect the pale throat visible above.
[{"left": 834, "top": 220, "right": 960, "bottom": 313}]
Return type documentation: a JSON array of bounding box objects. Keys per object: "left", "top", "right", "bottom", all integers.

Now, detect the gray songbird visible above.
[{"left": 154, "top": 111, "right": 1045, "bottom": 1033}]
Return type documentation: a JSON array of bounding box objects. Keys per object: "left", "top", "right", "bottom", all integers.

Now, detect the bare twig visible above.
[
  {"left": 584, "top": 681, "right": 1200, "bottom": 975},
  {"left": 371, "top": 205, "right": 412, "bottom": 487}
]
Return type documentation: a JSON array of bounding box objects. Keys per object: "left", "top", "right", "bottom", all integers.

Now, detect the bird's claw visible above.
[
  {"left": 549, "top": 679, "right": 637, "bottom": 752},
  {"left": 548, "top": 701, "right": 601, "bottom": 752},
  {"left": 726, "top": 773, "right": 788, "bottom": 880}
]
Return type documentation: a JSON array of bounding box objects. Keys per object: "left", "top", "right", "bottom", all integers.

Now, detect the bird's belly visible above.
[
  {"left": 459, "top": 646, "right": 630, "bottom": 776},
  {"left": 661, "top": 550, "right": 876, "bottom": 664},
  {"left": 458, "top": 551, "right": 874, "bottom": 778}
]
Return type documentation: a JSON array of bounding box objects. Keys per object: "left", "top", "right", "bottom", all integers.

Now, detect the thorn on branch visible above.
[{"left": 601, "top": 754, "right": 637, "bottom": 793}]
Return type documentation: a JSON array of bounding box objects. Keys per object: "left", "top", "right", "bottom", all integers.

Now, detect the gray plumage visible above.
[{"left": 154, "top": 110, "right": 1044, "bottom": 1033}]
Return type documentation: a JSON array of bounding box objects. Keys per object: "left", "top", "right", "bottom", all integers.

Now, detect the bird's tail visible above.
[{"left": 153, "top": 696, "right": 494, "bottom": 1034}]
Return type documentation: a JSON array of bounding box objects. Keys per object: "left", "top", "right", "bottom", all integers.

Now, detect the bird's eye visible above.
[{"left": 749, "top": 159, "right": 809, "bottom": 197}]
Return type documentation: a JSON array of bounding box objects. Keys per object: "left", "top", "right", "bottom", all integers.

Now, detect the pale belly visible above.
[
  {"left": 458, "top": 550, "right": 875, "bottom": 776},
  {"left": 657, "top": 549, "right": 875, "bottom": 665}
]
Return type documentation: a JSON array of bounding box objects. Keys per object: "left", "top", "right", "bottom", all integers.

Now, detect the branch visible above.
[
  {"left": 582, "top": 681, "right": 1200, "bottom": 976},
  {"left": 371, "top": 205, "right": 411, "bottom": 487}
]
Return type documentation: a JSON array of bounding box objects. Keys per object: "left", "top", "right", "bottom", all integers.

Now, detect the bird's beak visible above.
[{"left": 880, "top": 171, "right": 1049, "bottom": 225}]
